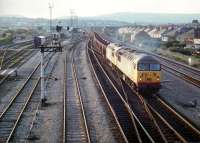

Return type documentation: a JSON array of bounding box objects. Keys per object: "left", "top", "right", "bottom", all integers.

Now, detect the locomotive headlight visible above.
[
  {"left": 140, "top": 78, "right": 142, "bottom": 81},
  {"left": 157, "top": 78, "right": 160, "bottom": 80}
]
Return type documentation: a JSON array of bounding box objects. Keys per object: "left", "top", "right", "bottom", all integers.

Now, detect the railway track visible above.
[
  {"left": 62, "top": 55, "right": 66, "bottom": 143},
  {"left": 161, "top": 64, "right": 200, "bottom": 88},
  {"left": 105, "top": 67, "right": 169, "bottom": 143},
  {"left": 121, "top": 79, "right": 187, "bottom": 143},
  {"left": 0, "top": 53, "right": 52, "bottom": 142},
  {"left": 1, "top": 45, "right": 34, "bottom": 69},
  {"left": 119, "top": 79, "right": 187, "bottom": 143},
  {"left": 130, "top": 45, "right": 200, "bottom": 88},
  {"left": 0, "top": 47, "right": 35, "bottom": 86},
  {"left": 0, "top": 40, "right": 32, "bottom": 49},
  {"left": 97, "top": 46, "right": 200, "bottom": 142},
  {"left": 145, "top": 95, "right": 200, "bottom": 143},
  {"left": 0, "top": 44, "right": 33, "bottom": 68},
  {"left": 92, "top": 48, "right": 187, "bottom": 143},
  {"left": 88, "top": 48, "right": 131, "bottom": 143},
  {"left": 88, "top": 45, "right": 162, "bottom": 143},
  {"left": 99, "top": 33, "right": 200, "bottom": 88},
  {"left": 131, "top": 44, "right": 200, "bottom": 88},
  {"left": 21, "top": 53, "right": 58, "bottom": 143},
  {"left": 96, "top": 32, "right": 200, "bottom": 142},
  {"left": 93, "top": 48, "right": 200, "bottom": 142},
  {"left": 143, "top": 50, "right": 200, "bottom": 88},
  {"left": 65, "top": 45, "right": 91, "bottom": 143},
  {"left": 149, "top": 52, "right": 200, "bottom": 77},
  {"left": 0, "top": 50, "right": 41, "bottom": 86}
]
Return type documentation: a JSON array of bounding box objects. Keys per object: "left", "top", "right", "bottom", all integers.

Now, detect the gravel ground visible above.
[
  {"left": 0, "top": 33, "right": 126, "bottom": 143},
  {"left": 27, "top": 51, "right": 64, "bottom": 143},
  {"left": 74, "top": 39, "right": 124, "bottom": 143},
  {"left": 7, "top": 32, "right": 199, "bottom": 143},
  {"left": 10, "top": 52, "right": 59, "bottom": 143},
  {"left": 66, "top": 40, "right": 89, "bottom": 143},
  {"left": 159, "top": 70, "right": 200, "bottom": 128},
  {"left": 106, "top": 34, "right": 200, "bottom": 131},
  {"left": 0, "top": 51, "right": 40, "bottom": 112},
  {"left": 131, "top": 37, "right": 200, "bottom": 129}
]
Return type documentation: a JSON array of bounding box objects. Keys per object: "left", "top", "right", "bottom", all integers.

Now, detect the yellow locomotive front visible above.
[
  {"left": 106, "top": 44, "right": 161, "bottom": 93},
  {"left": 137, "top": 60, "right": 161, "bottom": 92}
]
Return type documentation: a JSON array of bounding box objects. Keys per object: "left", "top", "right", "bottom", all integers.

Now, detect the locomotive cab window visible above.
[
  {"left": 150, "top": 64, "right": 161, "bottom": 71},
  {"left": 138, "top": 63, "right": 149, "bottom": 71}
]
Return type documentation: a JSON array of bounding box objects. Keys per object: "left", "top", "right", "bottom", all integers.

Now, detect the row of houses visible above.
[{"left": 118, "top": 21, "right": 200, "bottom": 49}]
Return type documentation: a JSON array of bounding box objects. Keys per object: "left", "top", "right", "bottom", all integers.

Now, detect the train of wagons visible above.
[{"left": 90, "top": 32, "right": 161, "bottom": 93}]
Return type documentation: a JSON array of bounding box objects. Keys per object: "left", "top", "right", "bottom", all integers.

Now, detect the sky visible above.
[{"left": 0, "top": 0, "right": 200, "bottom": 18}]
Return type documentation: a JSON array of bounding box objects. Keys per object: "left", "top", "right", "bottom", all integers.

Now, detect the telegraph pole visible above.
[
  {"left": 69, "top": 9, "right": 78, "bottom": 28},
  {"left": 69, "top": 9, "right": 74, "bottom": 27},
  {"left": 74, "top": 15, "right": 78, "bottom": 28},
  {"left": 49, "top": 3, "right": 53, "bottom": 34}
]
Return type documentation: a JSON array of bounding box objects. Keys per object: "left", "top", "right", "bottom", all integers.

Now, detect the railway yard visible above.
[{"left": 0, "top": 30, "right": 200, "bottom": 143}]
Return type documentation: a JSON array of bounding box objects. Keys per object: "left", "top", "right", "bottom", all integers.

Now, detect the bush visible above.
[
  {"left": 165, "top": 41, "right": 185, "bottom": 48},
  {"left": 0, "top": 34, "right": 12, "bottom": 45},
  {"left": 169, "top": 47, "right": 193, "bottom": 56}
]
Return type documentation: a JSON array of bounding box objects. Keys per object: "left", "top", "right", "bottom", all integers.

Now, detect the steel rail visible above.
[
  {"left": 1, "top": 44, "right": 33, "bottom": 69},
  {"left": 62, "top": 55, "right": 66, "bottom": 143},
  {"left": 71, "top": 47, "right": 91, "bottom": 143},
  {"left": 162, "top": 64, "right": 200, "bottom": 88},
  {"left": 95, "top": 32, "right": 200, "bottom": 88},
  {"left": 87, "top": 45, "right": 129, "bottom": 143},
  {"left": 6, "top": 78, "right": 40, "bottom": 143},
  {"left": 0, "top": 52, "right": 49, "bottom": 87},
  {"left": 148, "top": 52, "right": 200, "bottom": 75},
  {"left": 158, "top": 97, "right": 200, "bottom": 137},
  {"left": 144, "top": 95, "right": 200, "bottom": 142},
  {"left": 88, "top": 47, "right": 155, "bottom": 143},
  {"left": 0, "top": 53, "right": 53, "bottom": 142},
  {"left": 147, "top": 103, "right": 187, "bottom": 143},
  {"left": 118, "top": 78, "right": 168, "bottom": 143},
  {"left": 0, "top": 63, "right": 40, "bottom": 119}
]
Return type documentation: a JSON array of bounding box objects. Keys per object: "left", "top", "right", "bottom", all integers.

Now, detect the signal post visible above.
[{"left": 39, "top": 43, "right": 62, "bottom": 105}]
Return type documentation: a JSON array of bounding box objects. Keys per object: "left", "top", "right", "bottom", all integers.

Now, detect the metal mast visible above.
[
  {"left": 49, "top": 3, "right": 53, "bottom": 34},
  {"left": 69, "top": 9, "right": 75, "bottom": 27}
]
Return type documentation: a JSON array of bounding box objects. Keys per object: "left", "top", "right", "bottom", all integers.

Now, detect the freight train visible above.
[{"left": 90, "top": 32, "right": 161, "bottom": 93}]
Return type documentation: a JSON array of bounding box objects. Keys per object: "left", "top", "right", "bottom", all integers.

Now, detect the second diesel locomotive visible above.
[{"left": 90, "top": 32, "right": 161, "bottom": 93}]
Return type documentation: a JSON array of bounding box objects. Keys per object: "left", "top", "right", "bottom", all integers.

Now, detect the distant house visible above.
[
  {"left": 184, "top": 28, "right": 200, "bottom": 49},
  {"left": 155, "top": 28, "right": 167, "bottom": 39},
  {"left": 134, "top": 31, "right": 150, "bottom": 41},
  {"left": 148, "top": 28, "right": 157, "bottom": 38},
  {"left": 161, "top": 35, "right": 169, "bottom": 42},
  {"left": 194, "top": 28, "right": 200, "bottom": 38},
  {"left": 194, "top": 39, "right": 200, "bottom": 49},
  {"left": 161, "top": 29, "right": 178, "bottom": 42},
  {"left": 144, "top": 28, "right": 152, "bottom": 33},
  {"left": 192, "top": 20, "right": 199, "bottom": 24},
  {"left": 185, "top": 38, "right": 194, "bottom": 49},
  {"left": 130, "top": 27, "right": 145, "bottom": 42},
  {"left": 176, "top": 29, "right": 194, "bottom": 43}
]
